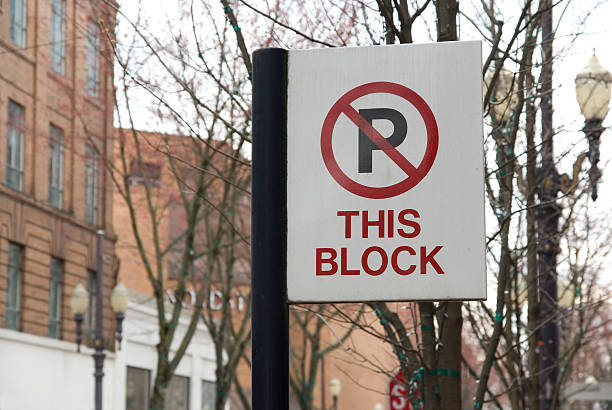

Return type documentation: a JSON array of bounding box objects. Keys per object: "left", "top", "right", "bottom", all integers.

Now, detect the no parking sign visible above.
[
  {"left": 285, "top": 41, "right": 486, "bottom": 302},
  {"left": 250, "top": 43, "right": 485, "bottom": 409}
]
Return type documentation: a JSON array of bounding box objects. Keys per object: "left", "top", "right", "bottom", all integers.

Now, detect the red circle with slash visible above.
[{"left": 320, "top": 82, "right": 438, "bottom": 199}]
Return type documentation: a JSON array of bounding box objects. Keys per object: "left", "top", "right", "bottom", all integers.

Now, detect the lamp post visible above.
[
  {"left": 537, "top": 53, "right": 610, "bottom": 409},
  {"left": 575, "top": 54, "right": 612, "bottom": 201},
  {"left": 329, "top": 378, "right": 341, "bottom": 410},
  {"left": 69, "top": 230, "right": 128, "bottom": 410}
]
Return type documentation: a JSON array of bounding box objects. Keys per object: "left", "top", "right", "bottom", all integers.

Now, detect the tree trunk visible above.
[
  {"left": 525, "top": 12, "right": 541, "bottom": 408},
  {"left": 437, "top": 302, "right": 462, "bottom": 409},
  {"left": 150, "top": 349, "right": 171, "bottom": 410},
  {"left": 419, "top": 302, "right": 440, "bottom": 410},
  {"left": 434, "top": 1, "right": 462, "bottom": 408}
]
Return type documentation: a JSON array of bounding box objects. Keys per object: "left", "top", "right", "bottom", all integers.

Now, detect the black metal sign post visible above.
[{"left": 251, "top": 48, "right": 289, "bottom": 410}]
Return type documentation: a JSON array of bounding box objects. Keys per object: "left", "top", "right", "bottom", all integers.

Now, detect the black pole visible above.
[
  {"left": 251, "top": 48, "right": 289, "bottom": 410},
  {"left": 538, "top": 1, "right": 560, "bottom": 408},
  {"left": 585, "top": 118, "right": 604, "bottom": 201},
  {"left": 94, "top": 229, "right": 106, "bottom": 410}
]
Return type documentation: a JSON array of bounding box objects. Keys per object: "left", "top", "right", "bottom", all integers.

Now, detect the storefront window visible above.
[{"left": 126, "top": 366, "right": 150, "bottom": 410}]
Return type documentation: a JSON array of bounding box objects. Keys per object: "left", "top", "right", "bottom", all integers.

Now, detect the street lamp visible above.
[
  {"left": 485, "top": 66, "right": 518, "bottom": 124},
  {"left": 69, "top": 282, "right": 89, "bottom": 352},
  {"left": 575, "top": 54, "right": 611, "bottom": 201},
  {"left": 374, "top": 403, "right": 384, "bottom": 410},
  {"left": 69, "top": 230, "right": 128, "bottom": 410},
  {"left": 111, "top": 282, "right": 129, "bottom": 349},
  {"left": 329, "top": 378, "right": 341, "bottom": 409}
]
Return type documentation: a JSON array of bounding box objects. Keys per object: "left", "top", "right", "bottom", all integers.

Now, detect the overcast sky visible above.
[{"left": 116, "top": 0, "right": 612, "bottom": 280}]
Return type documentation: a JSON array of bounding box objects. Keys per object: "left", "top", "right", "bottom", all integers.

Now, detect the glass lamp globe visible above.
[
  {"left": 484, "top": 67, "right": 518, "bottom": 123},
  {"left": 70, "top": 283, "right": 89, "bottom": 315},
  {"left": 111, "top": 282, "right": 130, "bottom": 313},
  {"left": 374, "top": 403, "right": 384, "bottom": 410},
  {"left": 329, "top": 378, "right": 342, "bottom": 397},
  {"left": 575, "top": 54, "right": 612, "bottom": 121}
]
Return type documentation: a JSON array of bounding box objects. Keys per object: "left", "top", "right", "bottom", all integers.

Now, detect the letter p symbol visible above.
[{"left": 358, "top": 108, "right": 407, "bottom": 173}]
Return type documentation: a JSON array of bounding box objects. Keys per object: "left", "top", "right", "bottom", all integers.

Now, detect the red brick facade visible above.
[{"left": 0, "top": 0, "right": 117, "bottom": 345}]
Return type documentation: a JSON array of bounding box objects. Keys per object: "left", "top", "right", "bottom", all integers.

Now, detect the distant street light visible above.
[
  {"left": 374, "top": 402, "right": 384, "bottom": 410},
  {"left": 485, "top": 66, "right": 518, "bottom": 125},
  {"left": 69, "top": 283, "right": 89, "bottom": 352},
  {"left": 575, "top": 54, "right": 612, "bottom": 200},
  {"left": 69, "top": 230, "right": 129, "bottom": 410},
  {"left": 329, "top": 378, "right": 342, "bottom": 409},
  {"left": 111, "top": 282, "right": 129, "bottom": 348}
]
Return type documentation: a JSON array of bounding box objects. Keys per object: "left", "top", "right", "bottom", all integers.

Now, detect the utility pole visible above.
[{"left": 537, "top": 0, "right": 560, "bottom": 408}]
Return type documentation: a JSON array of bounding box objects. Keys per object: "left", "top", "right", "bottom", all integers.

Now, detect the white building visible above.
[{"left": 0, "top": 290, "right": 219, "bottom": 410}]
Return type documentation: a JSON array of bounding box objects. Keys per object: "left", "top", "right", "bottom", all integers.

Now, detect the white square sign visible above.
[{"left": 286, "top": 41, "right": 486, "bottom": 302}]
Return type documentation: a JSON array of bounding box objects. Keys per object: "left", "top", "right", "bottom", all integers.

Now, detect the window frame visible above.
[
  {"left": 84, "top": 145, "right": 99, "bottom": 225},
  {"left": 164, "top": 374, "right": 190, "bottom": 410},
  {"left": 48, "top": 258, "right": 63, "bottom": 338},
  {"left": 85, "top": 269, "right": 97, "bottom": 338},
  {"left": 50, "top": 0, "right": 66, "bottom": 75},
  {"left": 5, "top": 243, "right": 23, "bottom": 330},
  {"left": 49, "top": 124, "right": 64, "bottom": 209},
  {"left": 201, "top": 379, "right": 215, "bottom": 410},
  {"left": 6, "top": 100, "right": 25, "bottom": 192},
  {"left": 86, "top": 21, "right": 100, "bottom": 97},
  {"left": 126, "top": 366, "right": 151, "bottom": 410},
  {"left": 9, "top": 0, "right": 27, "bottom": 48}
]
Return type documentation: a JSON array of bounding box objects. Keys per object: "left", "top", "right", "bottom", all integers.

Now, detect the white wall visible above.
[
  {"left": 0, "top": 328, "right": 119, "bottom": 410},
  {"left": 0, "top": 300, "right": 216, "bottom": 410},
  {"left": 124, "top": 301, "right": 217, "bottom": 410}
]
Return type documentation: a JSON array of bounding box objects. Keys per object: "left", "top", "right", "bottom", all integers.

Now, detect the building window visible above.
[
  {"left": 49, "top": 124, "right": 64, "bottom": 209},
  {"left": 129, "top": 158, "right": 161, "bottom": 187},
  {"left": 201, "top": 380, "right": 215, "bottom": 410},
  {"left": 5, "top": 243, "right": 22, "bottom": 330},
  {"left": 9, "top": 0, "right": 27, "bottom": 47},
  {"left": 85, "top": 145, "right": 99, "bottom": 224},
  {"left": 50, "top": 0, "right": 66, "bottom": 75},
  {"left": 6, "top": 100, "right": 25, "bottom": 191},
  {"left": 86, "top": 21, "right": 100, "bottom": 97},
  {"left": 164, "top": 375, "right": 189, "bottom": 410},
  {"left": 126, "top": 366, "right": 150, "bottom": 410},
  {"left": 85, "top": 269, "right": 97, "bottom": 338},
  {"left": 48, "top": 258, "right": 62, "bottom": 338}
]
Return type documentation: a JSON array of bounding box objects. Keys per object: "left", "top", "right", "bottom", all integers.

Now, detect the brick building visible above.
[
  {"left": 0, "top": 0, "right": 119, "bottom": 408},
  {"left": 112, "top": 129, "right": 398, "bottom": 410}
]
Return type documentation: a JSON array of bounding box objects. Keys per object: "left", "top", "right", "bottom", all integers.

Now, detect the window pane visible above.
[
  {"left": 5, "top": 243, "right": 22, "bottom": 330},
  {"left": 49, "top": 124, "right": 64, "bottom": 209},
  {"left": 50, "top": 0, "right": 65, "bottom": 74},
  {"left": 48, "top": 258, "right": 62, "bottom": 338},
  {"left": 10, "top": 0, "right": 27, "bottom": 47},
  {"left": 86, "top": 21, "right": 100, "bottom": 96},
  {"left": 201, "top": 380, "right": 215, "bottom": 410},
  {"left": 85, "top": 145, "right": 99, "bottom": 224},
  {"left": 164, "top": 375, "right": 189, "bottom": 410},
  {"left": 6, "top": 100, "right": 25, "bottom": 191},
  {"left": 126, "top": 367, "right": 150, "bottom": 410}
]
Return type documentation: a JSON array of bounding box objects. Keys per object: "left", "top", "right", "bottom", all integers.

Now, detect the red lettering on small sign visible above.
[
  {"left": 362, "top": 210, "right": 385, "bottom": 238},
  {"left": 398, "top": 209, "right": 421, "bottom": 238},
  {"left": 420, "top": 246, "right": 444, "bottom": 274},
  {"left": 391, "top": 246, "right": 416, "bottom": 275},
  {"left": 337, "top": 210, "right": 359, "bottom": 238},
  {"left": 316, "top": 248, "right": 337, "bottom": 275},
  {"left": 362, "top": 246, "right": 388, "bottom": 276},
  {"left": 341, "top": 248, "right": 359, "bottom": 275}
]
